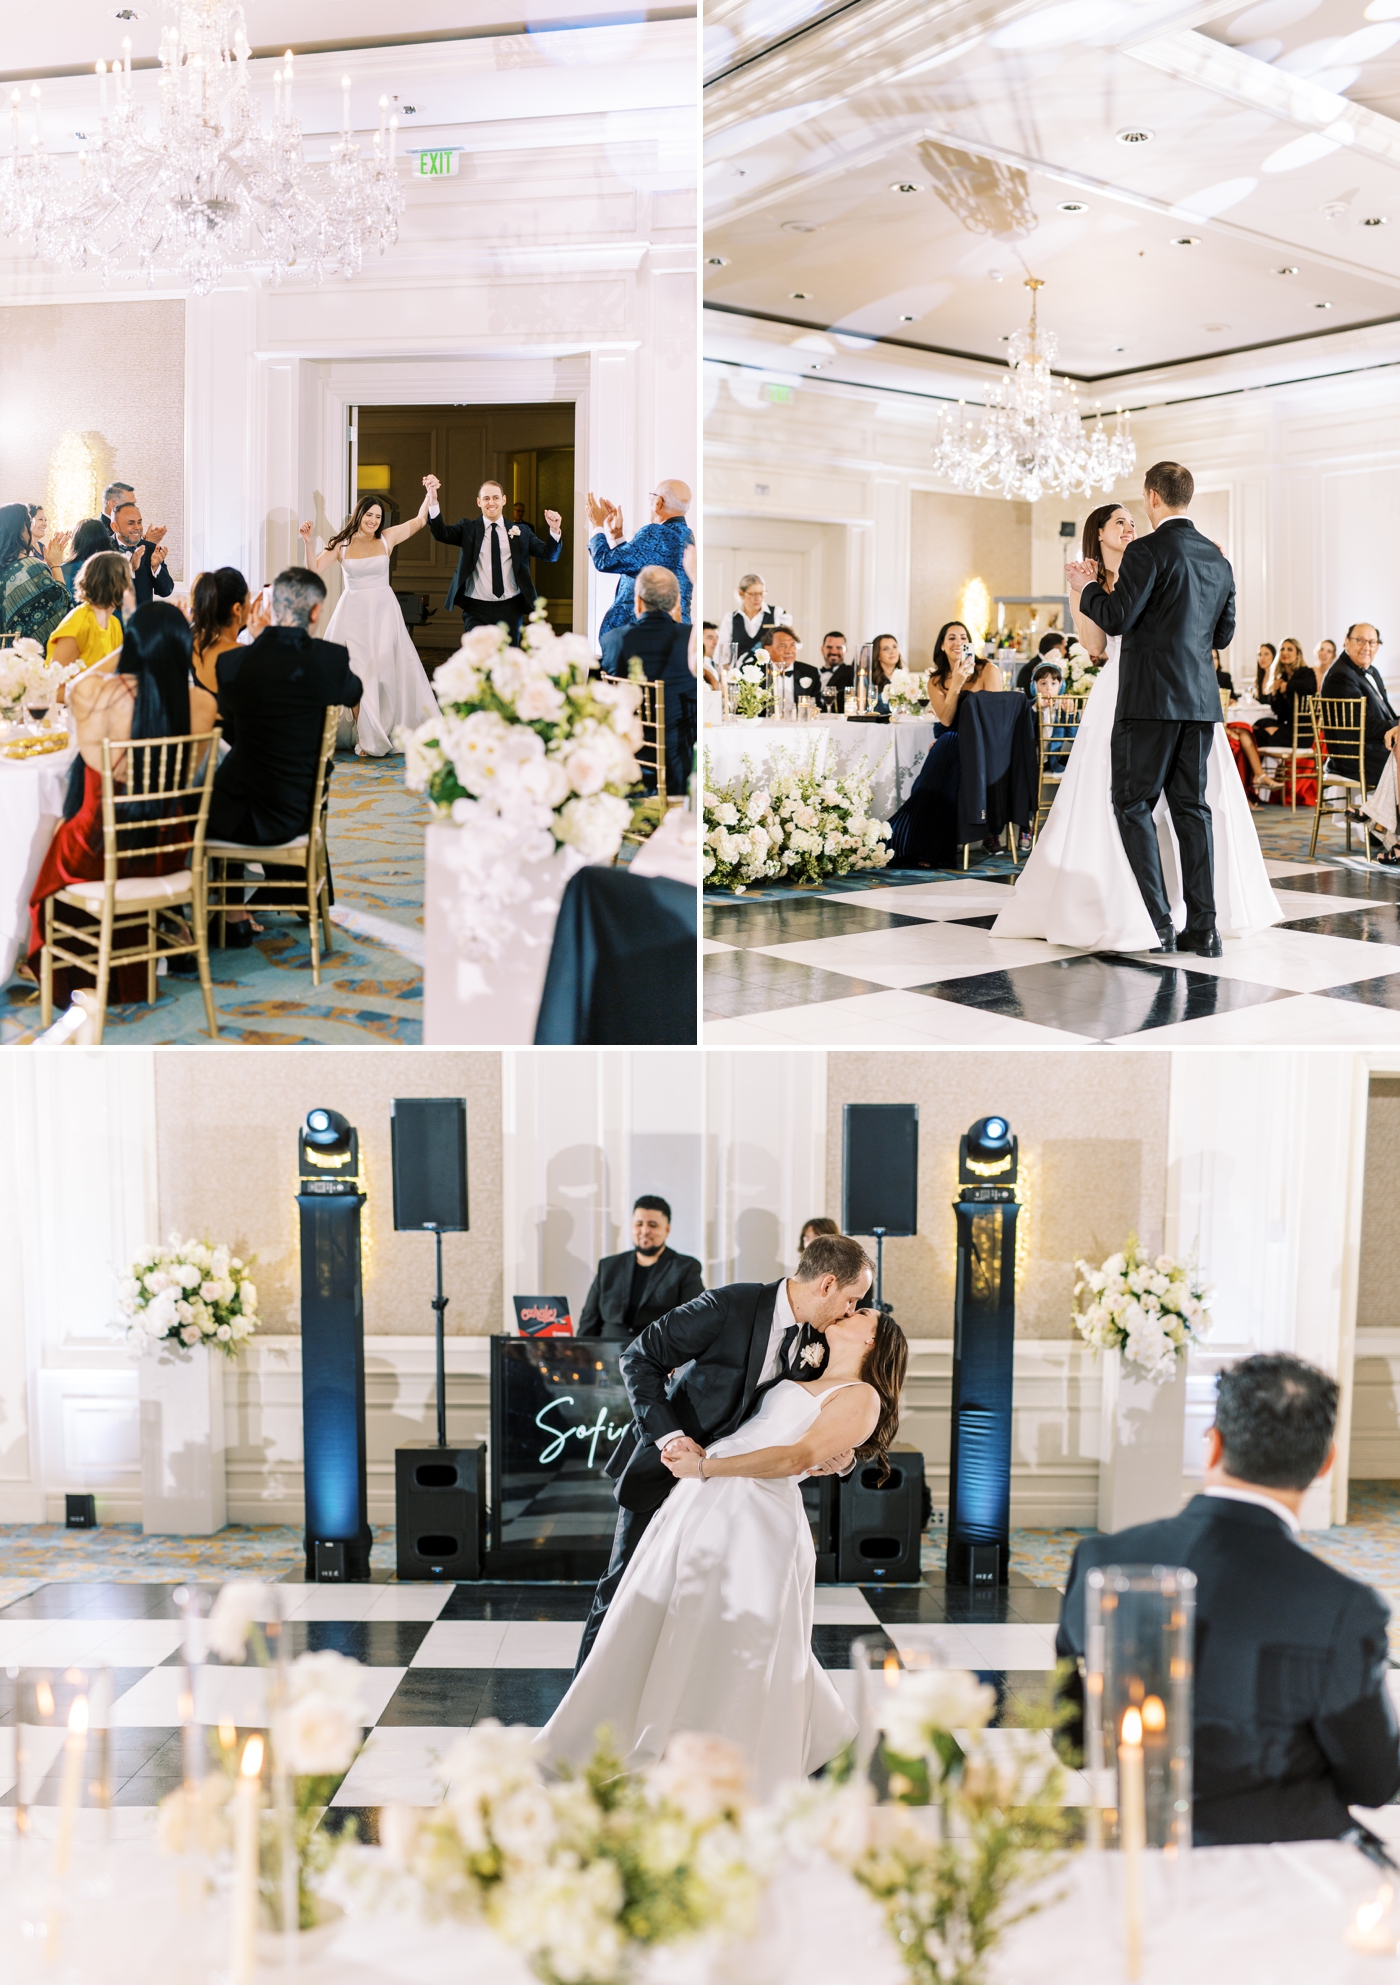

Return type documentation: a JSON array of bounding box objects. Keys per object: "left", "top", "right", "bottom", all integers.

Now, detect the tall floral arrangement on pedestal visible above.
[
  {"left": 114, "top": 1234, "right": 258, "bottom": 1360},
  {"left": 400, "top": 613, "right": 643, "bottom": 963},
  {"left": 1072, "top": 1233, "right": 1212, "bottom": 1381},
  {"left": 704, "top": 753, "right": 893, "bottom": 892}
]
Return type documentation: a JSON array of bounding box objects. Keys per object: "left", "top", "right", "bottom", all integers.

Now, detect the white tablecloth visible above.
[
  {"left": 0, "top": 741, "right": 77, "bottom": 982},
  {"left": 629, "top": 804, "right": 698, "bottom": 885},
  {"left": 703, "top": 718, "right": 937, "bottom": 820}
]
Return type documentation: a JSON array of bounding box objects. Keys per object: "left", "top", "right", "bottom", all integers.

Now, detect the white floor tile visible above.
[
  {"left": 496, "top": 1621, "right": 583, "bottom": 1669},
  {"left": 706, "top": 988, "right": 1090, "bottom": 1048},
  {"left": 0, "top": 1724, "right": 67, "bottom": 1801},
  {"left": 1107, "top": 991, "right": 1400, "bottom": 1048},
  {"left": 702, "top": 1017, "right": 811, "bottom": 1045},
  {"left": 749, "top": 924, "right": 1083, "bottom": 990},
  {"left": 110, "top": 1666, "right": 191, "bottom": 1728},
  {"left": 958, "top": 1624, "right": 1060, "bottom": 1669},
  {"left": 411, "top": 1621, "right": 509, "bottom": 1668},
  {"left": 330, "top": 1725, "right": 455, "bottom": 1808},
  {"left": 277, "top": 1585, "right": 385, "bottom": 1621},
  {"left": 91, "top": 1621, "right": 186, "bottom": 1667},
  {"left": 1262, "top": 858, "right": 1330, "bottom": 877},
  {"left": 813, "top": 1590, "right": 880, "bottom": 1626},
  {"left": 701, "top": 938, "right": 735, "bottom": 954},
  {"left": 1160, "top": 926, "right": 1400, "bottom": 993},
  {"left": 0, "top": 1620, "right": 52, "bottom": 1661},
  {"left": 836, "top": 878, "right": 1015, "bottom": 907},
  {"left": 365, "top": 1586, "right": 455, "bottom": 1622},
  {"left": 8, "top": 1622, "right": 122, "bottom": 1667}
]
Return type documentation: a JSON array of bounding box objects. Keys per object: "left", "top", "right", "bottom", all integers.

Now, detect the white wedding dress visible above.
[
  {"left": 322, "top": 551, "right": 438, "bottom": 758},
  {"left": 992, "top": 636, "right": 1281, "bottom": 949},
  {"left": 537, "top": 1381, "right": 859, "bottom": 1799}
]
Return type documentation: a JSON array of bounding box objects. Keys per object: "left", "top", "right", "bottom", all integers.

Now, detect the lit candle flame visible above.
[
  {"left": 1121, "top": 1706, "right": 1142, "bottom": 1746},
  {"left": 68, "top": 1695, "right": 88, "bottom": 1736},
  {"left": 1141, "top": 1695, "right": 1166, "bottom": 1733},
  {"left": 883, "top": 1652, "right": 901, "bottom": 1689},
  {"left": 36, "top": 1680, "right": 54, "bottom": 1718},
  {"left": 219, "top": 1720, "right": 237, "bottom": 1750},
  {"left": 240, "top": 1735, "right": 263, "bottom": 1779}
]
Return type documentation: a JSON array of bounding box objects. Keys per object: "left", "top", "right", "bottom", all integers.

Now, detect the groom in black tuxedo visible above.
[
  {"left": 1069, "top": 460, "right": 1236, "bottom": 958},
  {"left": 573, "top": 1232, "right": 874, "bottom": 1672},
  {"left": 423, "top": 473, "right": 562, "bottom": 647}
]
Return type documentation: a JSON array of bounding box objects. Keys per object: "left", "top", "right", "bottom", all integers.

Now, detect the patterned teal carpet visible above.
[{"left": 1, "top": 754, "right": 428, "bottom": 1045}]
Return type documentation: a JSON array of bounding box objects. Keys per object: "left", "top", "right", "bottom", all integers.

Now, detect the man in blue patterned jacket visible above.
[{"left": 588, "top": 480, "right": 693, "bottom": 636}]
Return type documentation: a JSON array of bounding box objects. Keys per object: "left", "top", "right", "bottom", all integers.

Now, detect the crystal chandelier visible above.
[
  {"left": 932, "top": 278, "right": 1135, "bottom": 503},
  {"left": 0, "top": 2, "right": 404, "bottom": 294}
]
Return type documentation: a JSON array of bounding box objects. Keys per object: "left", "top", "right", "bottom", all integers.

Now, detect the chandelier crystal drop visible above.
[
  {"left": 0, "top": 2, "right": 404, "bottom": 294},
  {"left": 931, "top": 278, "right": 1135, "bottom": 503}
]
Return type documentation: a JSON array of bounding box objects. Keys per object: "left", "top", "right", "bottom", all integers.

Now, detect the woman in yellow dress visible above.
[{"left": 47, "top": 551, "right": 132, "bottom": 693}]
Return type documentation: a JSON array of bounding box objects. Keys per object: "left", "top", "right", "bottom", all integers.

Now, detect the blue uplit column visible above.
[
  {"left": 946, "top": 1115, "right": 1020, "bottom": 1588},
  {"left": 297, "top": 1109, "right": 372, "bottom": 1581}
]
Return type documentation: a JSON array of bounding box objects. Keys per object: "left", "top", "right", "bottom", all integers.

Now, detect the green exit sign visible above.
[
  {"left": 764, "top": 382, "right": 793, "bottom": 404},
  {"left": 417, "top": 149, "right": 458, "bottom": 177}
]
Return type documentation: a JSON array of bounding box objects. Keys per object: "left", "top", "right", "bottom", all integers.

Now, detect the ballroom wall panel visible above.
[
  {"left": 0, "top": 300, "right": 185, "bottom": 572},
  {"left": 824, "top": 1052, "right": 1171, "bottom": 1340},
  {"left": 908, "top": 492, "right": 1030, "bottom": 665},
  {"left": 153, "top": 1051, "right": 503, "bottom": 1338}
]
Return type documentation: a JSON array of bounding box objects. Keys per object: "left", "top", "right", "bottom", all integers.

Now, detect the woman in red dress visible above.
[{"left": 28, "top": 603, "right": 218, "bottom": 1006}]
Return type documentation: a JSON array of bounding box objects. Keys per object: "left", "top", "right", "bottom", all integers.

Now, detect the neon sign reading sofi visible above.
[{"left": 535, "top": 1397, "right": 630, "bottom": 1470}]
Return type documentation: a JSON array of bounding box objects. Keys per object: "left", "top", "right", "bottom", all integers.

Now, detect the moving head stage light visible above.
[
  {"left": 946, "top": 1116, "right": 1019, "bottom": 1590},
  {"left": 296, "top": 1108, "right": 372, "bottom": 1581}
]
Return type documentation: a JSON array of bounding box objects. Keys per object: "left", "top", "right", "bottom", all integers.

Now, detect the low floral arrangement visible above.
[
  {"left": 159, "top": 1582, "right": 370, "bottom": 1930},
  {"left": 704, "top": 753, "right": 893, "bottom": 892},
  {"left": 115, "top": 1234, "right": 258, "bottom": 1359},
  {"left": 400, "top": 612, "right": 643, "bottom": 961},
  {"left": 1073, "top": 1233, "right": 1212, "bottom": 1382},
  {"left": 885, "top": 667, "right": 927, "bottom": 717},
  {"left": 0, "top": 637, "right": 78, "bottom": 720},
  {"left": 731, "top": 658, "right": 772, "bottom": 720},
  {"left": 1062, "top": 639, "right": 1100, "bottom": 696},
  {"left": 332, "top": 1725, "right": 762, "bottom": 1983}
]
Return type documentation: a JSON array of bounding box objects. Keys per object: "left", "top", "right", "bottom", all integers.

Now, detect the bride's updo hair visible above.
[
  {"left": 856, "top": 1308, "right": 909, "bottom": 1483},
  {"left": 327, "top": 493, "right": 393, "bottom": 554},
  {"left": 1082, "top": 504, "right": 1129, "bottom": 589}
]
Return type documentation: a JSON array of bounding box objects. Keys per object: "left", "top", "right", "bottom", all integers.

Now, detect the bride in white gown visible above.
[
  {"left": 992, "top": 503, "right": 1281, "bottom": 951},
  {"left": 537, "top": 1308, "right": 908, "bottom": 1800},
  {"left": 299, "top": 491, "right": 439, "bottom": 758}
]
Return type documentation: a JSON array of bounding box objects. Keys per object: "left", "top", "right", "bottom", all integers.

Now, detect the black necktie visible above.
[{"left": 490, "top": 522, "right": 504, "bottom": 598}]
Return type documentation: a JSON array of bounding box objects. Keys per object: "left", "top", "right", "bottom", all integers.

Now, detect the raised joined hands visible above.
[{"left": 1064, "top": 558, "right": 1097, "bottom": 593}]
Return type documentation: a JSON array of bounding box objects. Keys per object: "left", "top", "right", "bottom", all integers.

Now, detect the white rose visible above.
[
  {"left": 216, "top": 1324, "right": 232, "bottom": 1342},
  {"left": 514, "top": 676, "right": 565, "bottom": 723},
  {"left": 460, "top": 623, "right": 506, "bottom": 666},
  {"left": 713, "top": 802, "right": 739, "bottom": 826},
  {"left": 555, "top": 792, "right": 631, "bottom": 861},
  {"left": 561, "top": 743, "right": 609, "bottom": 797},
  {"left": 646, "top": 1731, "right": 749, "bottom": 1823},
  {"left": 291, "top": 1648, "right": 369, "bottom": 1709},
  {"left": 180, "top": 1325, "right": 201, "bottom": 1345},
  {"left": 276, "top": 1690, "right": 363, "bottom": 1777},
  {"left": 883, "top": 1666, "right": 996, "bottom": 1758},
  {"left": 237, "top": 1281, "right": 257, "bottom": 1315},
  {"left": 207, "top": 1581, "right": 275, "bottom": 1663},
  {"left": 491, "top": 1785, "right": 558, "bottom": 1863}
]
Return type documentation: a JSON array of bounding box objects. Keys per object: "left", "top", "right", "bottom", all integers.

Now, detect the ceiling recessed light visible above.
[
  {"left": 1363, "top": 215, "right": 1388, "bottom": 226},
  {"left": 1112, "top": 345, "right": 1127, "bottom": 352},
  {"left": 706, "top": 256, "right": 729, "bottom": 267},
  {"left": 1316, "top": 300, "right": 1334, "bottom": 309},
  {"left": 1275, "top": 265, "right": 1299, "bottom": 275},
  {"left": 999, "top": 334, "right": 1010, "bottom": 342},
  {"left": 1116, "top": 127, "right": 1154, "bottom": 144},
  {"left": 898, "top": 313, "right": 915, "bottom": 322},
  {"left": 1057, "top": 200, "right": 1087, "bottom": 213},
  {"left": 1171, "top": 236, "right": 1200, "bottom": 247},
  {"left": 890, "top": 182, "right": 922, "bottom": 194},
  {"left": 789, "top": 291, "right": 810, "bottom": 299},
  {"left": 781, "top": 221, "right": 820, "bottom": 234}
]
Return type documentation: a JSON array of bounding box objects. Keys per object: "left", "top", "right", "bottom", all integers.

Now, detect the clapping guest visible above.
[
  {"left": 99, "top": 482, "right": 135, "bottom": 545},
  {"left": 600, "top": 565, "right": 694, "bottom": 795},
  {"left": 587, "top": 481, "right": 694, "bottom": 636},
  {"left": 111, "top": 500, "right": 174, "bottom": 608},
  {"left": 61, "top": 519, "right": 118, "bottom": 601},
  {"left": 1057, "top": 1354, "right": 1400, "bottom": 1844},
  {"left": 47, "top": 552, "right": 131, "bottom": 688},
  {"left": 26, "top": 504, "right": 71, "bottom": 572},
  {"left": 0, "top": 501, "right": 72, "bottom": 648}
]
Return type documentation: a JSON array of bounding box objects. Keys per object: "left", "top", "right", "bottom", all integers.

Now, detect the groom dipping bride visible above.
[{"left": 535, "top": 1235, "right": 909, "bottom": 1797}]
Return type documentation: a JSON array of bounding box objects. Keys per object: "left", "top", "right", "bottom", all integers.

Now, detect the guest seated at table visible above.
[
  {"left": 1213, "top": 649, "right": 1235, "bottom": 697},
  {"left": 1254, "top": 636, "right": 1316, "bottom": 751},
  {"left": 205, "top": 566, "right": 361, "bottom": 943},
  {"left": 61, "top": 519, "right": 119, "bottom": 602},
  {"left": 1057, "top": 1353, "right": 1400, "bottom": 1845},
  {"left": 0, "top": 501, "right": 72, "bottom": 649},
  {"left": 600, "top": 565, "right": 695, "bottom": 796},
  {"left": 1314, "top": 636, "right": 1337, "bottom": 690},
  {"left": 887, "top": 619, "right": 1001, "bottom": 867},
  {"left": 1017, "top": 630, "right": 1066, "bottom": 692},
  {"left": 26, "top": 603, "right": 218, "bottom": 1003},
  {"left": 576, "top": 1195, "right": 704, "bottom": 1341},
  {"left": 190, "top": 567, "right": 268, "bottom": 703},
  {"left": 724, "top": 574, "right": 776, "bottom": 661},
  {"left": 1254, "top": 639, "right": 1276, "bottom": 696},
  {"left": 700, "top": 620, "right": 719, "bottom": 690},
  {"left": 799, "top": 1216, "right": 840, "bottom": 1253},
  {"left": 47, "top": 552, "right": 131, "bottom": 695},
  {"left": 869, "top": 632, "right": 902, "bottom": 713},
  {"left": 1324, "top": 623, "right": 1398, "bottom": 789},
  {"left": 769, "top": 624, "right": 824, "bottom": 708},
  {"left": 822, "top": 630, "right": 852, "bottom": 708}
]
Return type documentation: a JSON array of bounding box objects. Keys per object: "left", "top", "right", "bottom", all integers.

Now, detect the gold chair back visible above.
[
  {"left": 1305, "top": 695, "right": 1375, "bottom": 860},
  {"left": 1030, "top": 692, "right": 1090, "bottom": 847}
]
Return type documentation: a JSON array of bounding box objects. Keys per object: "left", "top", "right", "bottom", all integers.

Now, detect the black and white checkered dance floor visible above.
[
  {"left": 703, "top": 860, "right": 1400, "bottom": 1047},
  {"left": 0, "top": 1575, "right": 1064, "bottom": 1830}
]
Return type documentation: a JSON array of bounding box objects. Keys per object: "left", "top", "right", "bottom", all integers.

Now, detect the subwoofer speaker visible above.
[
  {"left": 801, "top": 1475, "right": 839, "bottom": 1584},
  {"left": 395, "top": 1442, "right": 485, "bottom": 1580},
  {"left": 391, "top": 1098, "right": 469, "bottom": 1233},
  {"left": 841, "top": 1104, "right": 918, "bottom": 1238},
  {"left": 836, "top": 1441, "right": 925, "bottom": 1584}
]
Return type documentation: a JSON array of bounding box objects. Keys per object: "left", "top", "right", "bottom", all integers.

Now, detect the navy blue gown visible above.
[{"left": 889, "top": 715, "right": 958, "bottom": 867}]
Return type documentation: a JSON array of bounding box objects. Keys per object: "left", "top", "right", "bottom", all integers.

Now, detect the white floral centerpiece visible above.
[
  {"left": 330, "top": 1726, "right": 762, "bottom": 1983},
  {"left": 0, "top": 637, "right": 76, "bottom": 722},
  {"left": 731, "top": 658, "right": 772, "bottom": 721},
  {"left": 704, "top": 753, "right": 893, "bottom": 892},
  {"left": 1062, "top": 639, "right": 1100, "bottom": 696},
  {"left": 115, "top": 1234, "right": 258, "bottom": 1360},
  {"left": 1073, "top": 1233, "right": 1212, "bottom": 1382},
  {"left": 400, "top": 612, "right": 643, "bottom": 965},
  {"left": 885, "top": 667, "right": 927, "bottom": 717}
]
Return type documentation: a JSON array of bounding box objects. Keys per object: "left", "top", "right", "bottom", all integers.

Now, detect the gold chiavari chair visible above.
[
  {"left": 39, "top": 728, "right": 222, "bottom": 1043},
  {"left": 1305, "top": 696, "right": 1377, "bottom": 861},
  {"left": 619, "top": 680, "right": 668, "bottom": 858},
  {"left": 1031, "top": 692, "right": 1090, "bottom": 847},
  {"left": 205, "top": 704, "right": 340, "bottom": 984}
]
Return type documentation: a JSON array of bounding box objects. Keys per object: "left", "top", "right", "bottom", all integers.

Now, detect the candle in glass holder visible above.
[
  {"left": 1346, "top": 1883, "right": 1397, "bottom": 1954},
  {"left": 231, "top": 1734, "right": 264, "bottom": 1985},
  {"left": 53, "top": 1694, "right": 88, "bottom": 1878},
  {"left": 1119, "top": 1705, "right": 1145, "bottom": 1981}
]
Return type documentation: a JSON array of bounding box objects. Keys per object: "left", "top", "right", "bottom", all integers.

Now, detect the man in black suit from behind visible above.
[
  {"left": 208, "top": 567, "right": 363, "bottom": 919},
  {"left": 576, "top": 1195, "right": 704, "bottom": 1342},
  {"left": 1322, "top": 623, "right": 1399, "bottom": 790},
  {"left": 422, "top": 472, "right": 562, "bottom": 648},
  {"left": 1069, "top": 460, "right": 1236, "bottom": 959},
  {"left": 574, "top": 1232, "right": 873, "bottom": 1671},
  {"left": 1057, "top": 1353, "right": 1400, "bottom": 1845},
  {"left": 600, "top": 565, "right": 695, "bottom": 796}
]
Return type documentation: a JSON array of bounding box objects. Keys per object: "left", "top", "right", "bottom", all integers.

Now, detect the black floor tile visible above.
[
  {"left": 438, "top": 1584, "right": 591, "bottom": 1622},
  {"left": 1287, "top": 906, "right": 1400, "bottom": 945},
  {"left": 285, "top": 1620, "right": 431, "bottom": 1664},
  {"left": 0, "top": 1582, "right": 180, "bottom": 1620},
  {"left": 1323, "top": 973, "right": 1400, "bottom": 1011},
  {"left": 703, "top": 900, "right": 931, "bottom": 948},
  {"left": 1271, "top": 867, "right": 1400, "bottom": 900},
  {"left": 474, "top": 1669, "right": 572, "bottom": 1725},
  {"left": 377, "top": 1668, "right": 491, "bottom": 1727},
  {"left": 112, "top": 1775, "right": 185, "bottom": 1808},
  {"left": 506, "top": 1589, "right": 595, "bottom": 1622},
  {"left": 703, "top": 951, "right": 884, "bottom": 1018},
  {"left": 912, "top": 955, "right": 1293, "bottom": 1040},
  {"left": 319, "top": 1806, "right": 378, "bottom": 1841},
  {"left": 947, "top": 914, "right": 998, "bottom": 930},
  {"left": 812, "top": 1624, "right": 893, "bottom": 1669}
]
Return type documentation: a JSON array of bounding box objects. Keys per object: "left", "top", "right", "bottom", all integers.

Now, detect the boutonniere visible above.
[
  {"left": 799, "top": 1344, "right": 824, "bottom": 1370},
  {"left": 509, "top": 525, "right": 521, "bottom": 538}
]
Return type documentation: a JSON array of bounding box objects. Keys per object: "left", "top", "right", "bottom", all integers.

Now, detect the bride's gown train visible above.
[
  {"left": 322, "top": 551, "right": 439, "bottom": 758},
  {"left": 991, "top": 636, "right": 1282, "bottom": 950},
  {"left": 537, "top": 1381, "right": 858, "bottom": 1800}
]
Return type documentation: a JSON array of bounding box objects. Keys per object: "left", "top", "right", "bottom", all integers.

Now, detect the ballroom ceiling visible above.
[{"left": 703, "top": 0, "right": 1400, "bottom": 385}]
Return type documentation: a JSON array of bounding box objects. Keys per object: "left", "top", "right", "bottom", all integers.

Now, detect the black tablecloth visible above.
[
  {"left": 955, "top": 692, "right": 1036, "bottom": 846},
  {"left": 533, "top": 866, "right": 698, "bottom": 1044}
]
